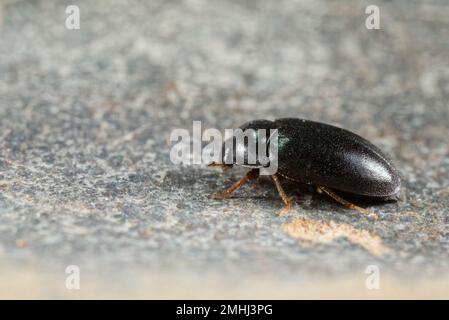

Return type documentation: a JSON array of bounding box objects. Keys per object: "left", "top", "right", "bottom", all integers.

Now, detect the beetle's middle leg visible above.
[
  {"left": 316, "top": 186, "right": 378, "bottom": 219},
  {"left": 271, "top": 174, "right": 292, "bottom": 216},
  {"left": 210, "top": 169, "right": 259, "bottom": 199}
]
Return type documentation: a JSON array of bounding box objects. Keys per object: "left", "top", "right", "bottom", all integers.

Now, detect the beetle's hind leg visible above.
[
  {"left": 316, "top": 186, "right": 378, "bottom": 219},
  {"left": 271, "top": 174, "right": 292, "bottom": 216},
  {"left": 210, "top": 169, "right": 259, "bottom": 199}
]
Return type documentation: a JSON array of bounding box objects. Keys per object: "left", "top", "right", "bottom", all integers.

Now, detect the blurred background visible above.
[{"left": 0, "top": 0, "right": 448, "bottom": 298}]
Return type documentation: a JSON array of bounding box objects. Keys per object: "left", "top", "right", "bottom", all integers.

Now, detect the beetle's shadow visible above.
[
  {"left": 327, "top": 190, "right": 399, "bottom": 205},
  {"left": 167, "top": 168, "right": 396, "bottom": 210},
  {"left": 255, "top": 177, "right": 396, "bottom": 208}
]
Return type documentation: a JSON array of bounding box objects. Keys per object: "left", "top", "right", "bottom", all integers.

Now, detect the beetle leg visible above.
[
  {"left": 271, "top": 174, "right": 292, "bottom": 216},
  {"left": 210, "top": 169, "right": 259, "bottom": 199},
  {"left": 316, "top": 186, "right": 378, "bottom": 219}
]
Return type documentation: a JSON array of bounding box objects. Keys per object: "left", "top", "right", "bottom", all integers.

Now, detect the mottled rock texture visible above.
[{"left": 0, "top": 0, "right": 448, "bottom": 298}]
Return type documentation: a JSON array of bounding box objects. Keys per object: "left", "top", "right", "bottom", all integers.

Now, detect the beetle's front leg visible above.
[{"left": 209, "top": 169, "right": 259, "bottom": 199}]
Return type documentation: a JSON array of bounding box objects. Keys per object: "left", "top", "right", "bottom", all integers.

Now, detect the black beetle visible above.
[{"left": 209, "top": 118, "right": 401, "bottom": 217}]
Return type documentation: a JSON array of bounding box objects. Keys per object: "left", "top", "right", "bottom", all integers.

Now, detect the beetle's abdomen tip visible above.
[{"left": 381, "top": 169, "right": 401, "bottom": 200}]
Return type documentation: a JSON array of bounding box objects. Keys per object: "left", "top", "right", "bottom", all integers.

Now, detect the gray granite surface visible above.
[{"left": 0, "top": 0, "right": 448, "bottom": 298}]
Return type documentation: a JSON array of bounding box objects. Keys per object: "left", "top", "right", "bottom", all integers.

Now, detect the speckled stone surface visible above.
[{"left": 0, "top": 0, "right": 448, "bottom": 298}]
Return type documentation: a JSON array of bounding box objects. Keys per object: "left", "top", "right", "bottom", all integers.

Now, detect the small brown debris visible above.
[
  {"left": 15, "top": 239, "right": 29, "bottom": 248},
  {"left": 282, "top": 218, "right": 391, "bottom": 256}
]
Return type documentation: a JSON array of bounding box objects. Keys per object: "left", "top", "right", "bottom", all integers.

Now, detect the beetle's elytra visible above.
[{"left": 209, "top": 118, "right": 401, "bottom": 217}]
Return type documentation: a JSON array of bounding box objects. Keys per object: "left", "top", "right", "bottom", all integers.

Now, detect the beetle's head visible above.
[{"left": 218, "top": 119, "right": 276, "bottom": 168}]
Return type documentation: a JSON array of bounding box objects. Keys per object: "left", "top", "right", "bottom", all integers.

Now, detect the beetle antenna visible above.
[
  {"left": 208, "top": 162, "right": 232, "bottom": 173},
  {"left": 208, "top": 162, "right": 226, "bottom": 167}
]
